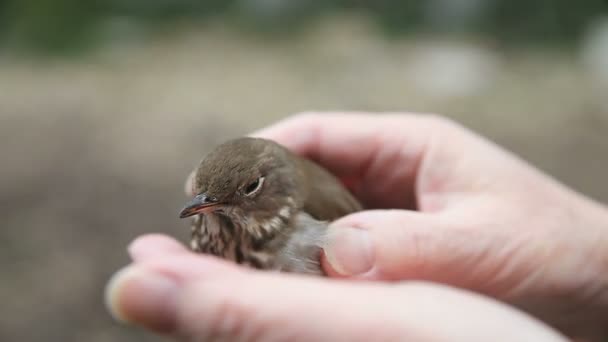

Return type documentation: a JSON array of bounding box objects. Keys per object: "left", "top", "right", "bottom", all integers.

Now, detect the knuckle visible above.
[
  {"left": 289, "top": 111, "right": 324, "bottom": 123},
  {"left": 419, "top": 113, "right": 458, "bottom": 132},
  {"left": 410, "top": 113, "right": 474, "bottom": 143},
  {"left": 381, "top": 112, "right": 463, "bottom": 137},
  {"left": 290, "top": 111, "right": 359, "bottom": 122},
  {"left": 403, "top": 229, "right": 435, "bottom": 272}
]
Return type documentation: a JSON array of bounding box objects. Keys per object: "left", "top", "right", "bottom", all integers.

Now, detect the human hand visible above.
[
  {"left": 251, "top": 112, "right": 608, "bottom": 341},
  {"left": 105, "top": 234, "right": 567, "bottom": 341}
]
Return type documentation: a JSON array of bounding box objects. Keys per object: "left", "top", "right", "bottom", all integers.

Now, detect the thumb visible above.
[
  {"left": 322, "top": 210, "right": 503, "bottom": 289},
  {"left": 107, "top": 259, "right": 566, "bottom": 341}
]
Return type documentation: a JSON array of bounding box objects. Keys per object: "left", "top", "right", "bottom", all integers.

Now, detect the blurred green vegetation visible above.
[{"left": 1, "top": 0, "right": 607, "bottom": 54}]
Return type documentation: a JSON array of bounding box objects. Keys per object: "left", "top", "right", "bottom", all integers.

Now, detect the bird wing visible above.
[
  {"left": 274, "top": 212, "right": 327, "bottom": 275},
  {"left": 299, "top": 158, "right": 363, "bottom": 221}
]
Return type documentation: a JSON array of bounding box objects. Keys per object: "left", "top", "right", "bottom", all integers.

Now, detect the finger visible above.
[
  {"left": 251, "top": 112, "right": 430, "bottom": 169},
  {"left": 105, "top": 253, "right": 243, "bottom": 334},
  {"left": 322, "top": 210, "right": 519, "bottom": 296},
  {"left": 107, "top": 262, "right": 566, "bottom": 341},
  {"left": 252, "top": 112, "right": 438, "bottom": 208},
  {"left": 176, "top": 277, "right": 565, "bottom": 341},
  {"left": 252, "top": 112, "right": 533, "bottom": 210},
  {"left": 128, "top": 234, "right": 190, "bottom": 262}
]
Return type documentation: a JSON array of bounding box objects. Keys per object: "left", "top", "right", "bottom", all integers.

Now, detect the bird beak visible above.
[{"left": 179, "top": 194, "right": 220, "bottom": 218}]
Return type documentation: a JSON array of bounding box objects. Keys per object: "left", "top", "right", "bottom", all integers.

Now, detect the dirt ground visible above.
[{"left": 1, "top": 17, "right": 607, "bottom": 341}]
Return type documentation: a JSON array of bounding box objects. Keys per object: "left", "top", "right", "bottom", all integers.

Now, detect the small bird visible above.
[{"left": 179, "top": 137, "right": 362, "bottom": 275}]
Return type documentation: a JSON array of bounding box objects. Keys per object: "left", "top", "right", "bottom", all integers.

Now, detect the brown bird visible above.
[{"left": 179, "top": 137, "right": 362, "bottom": 275}]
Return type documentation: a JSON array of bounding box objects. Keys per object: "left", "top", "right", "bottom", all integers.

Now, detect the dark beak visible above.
[{"left": 179, "top": 194, "right": 219, "bottom": 218}]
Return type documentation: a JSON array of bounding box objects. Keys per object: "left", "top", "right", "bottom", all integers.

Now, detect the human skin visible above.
[
  {"left": 106, "top": 234, "right": 567, "bottom": 341},
  {"left": 252, "top": 113, "right": 608, "bottom": 341},
  {"left": 251, "top": 112, "right": 608, "bottom": 341},
  {"left": 106, "top": 112, "right": 608, "bottom": 341}
]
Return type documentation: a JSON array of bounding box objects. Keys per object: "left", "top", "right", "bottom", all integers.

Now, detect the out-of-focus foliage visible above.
[{"left": 1, "top": 0, "right": 608, "bottom": 54}]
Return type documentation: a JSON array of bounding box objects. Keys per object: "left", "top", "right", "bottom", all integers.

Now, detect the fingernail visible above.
[
  {"left": 324, "top": 226, "right": 374, "bottom": 276},
  {"left": 105, "top": 266, "right": 179, "bottom": 333}
]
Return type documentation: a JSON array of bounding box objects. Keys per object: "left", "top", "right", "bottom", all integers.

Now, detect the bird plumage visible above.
[{"left": 181, "top": 137, "right": 362, "bottom": 275}]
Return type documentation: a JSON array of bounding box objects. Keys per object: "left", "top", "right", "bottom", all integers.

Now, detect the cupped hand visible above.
[
  {"left": 105, "top": 234, "right": 566, "bottom": 342},
  {"left": 252, "top": 112, "right": 608, "bottom": 340}
]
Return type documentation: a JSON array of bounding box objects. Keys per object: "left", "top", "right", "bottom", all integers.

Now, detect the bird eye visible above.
[{"left": 244, "top": 177, "right": 264, "bottom": 196}]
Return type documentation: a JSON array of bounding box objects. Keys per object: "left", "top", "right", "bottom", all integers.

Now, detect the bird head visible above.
[{"left": 179, "top": 137, "right": 302, "bottom": 231}]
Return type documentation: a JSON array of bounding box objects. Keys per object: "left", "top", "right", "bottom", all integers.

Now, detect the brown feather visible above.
[{"left": 181, "top": 137, "right": 362, "bottom": 275}]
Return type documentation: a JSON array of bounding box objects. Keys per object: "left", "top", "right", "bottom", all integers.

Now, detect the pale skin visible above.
[{"left": 105, "top": 112, "right": 608, "bottom": 341}]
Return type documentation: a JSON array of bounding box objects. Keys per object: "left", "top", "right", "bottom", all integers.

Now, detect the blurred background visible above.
[{"left": 1, "top": 0, "right": 608, "bottom": 341}]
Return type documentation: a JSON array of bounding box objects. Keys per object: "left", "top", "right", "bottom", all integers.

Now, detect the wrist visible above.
[
  {"left": 557, "top": 194, "right": 608, "bottom": 341},
  {"left": 598, "top": 202, "right": 608, "bottom": 303},
  {"left": 589, "top": 200, "right": 608, "bottom": 281},
  {"left": 586, "top": 199, "right": 608, "bottom": 341}
]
